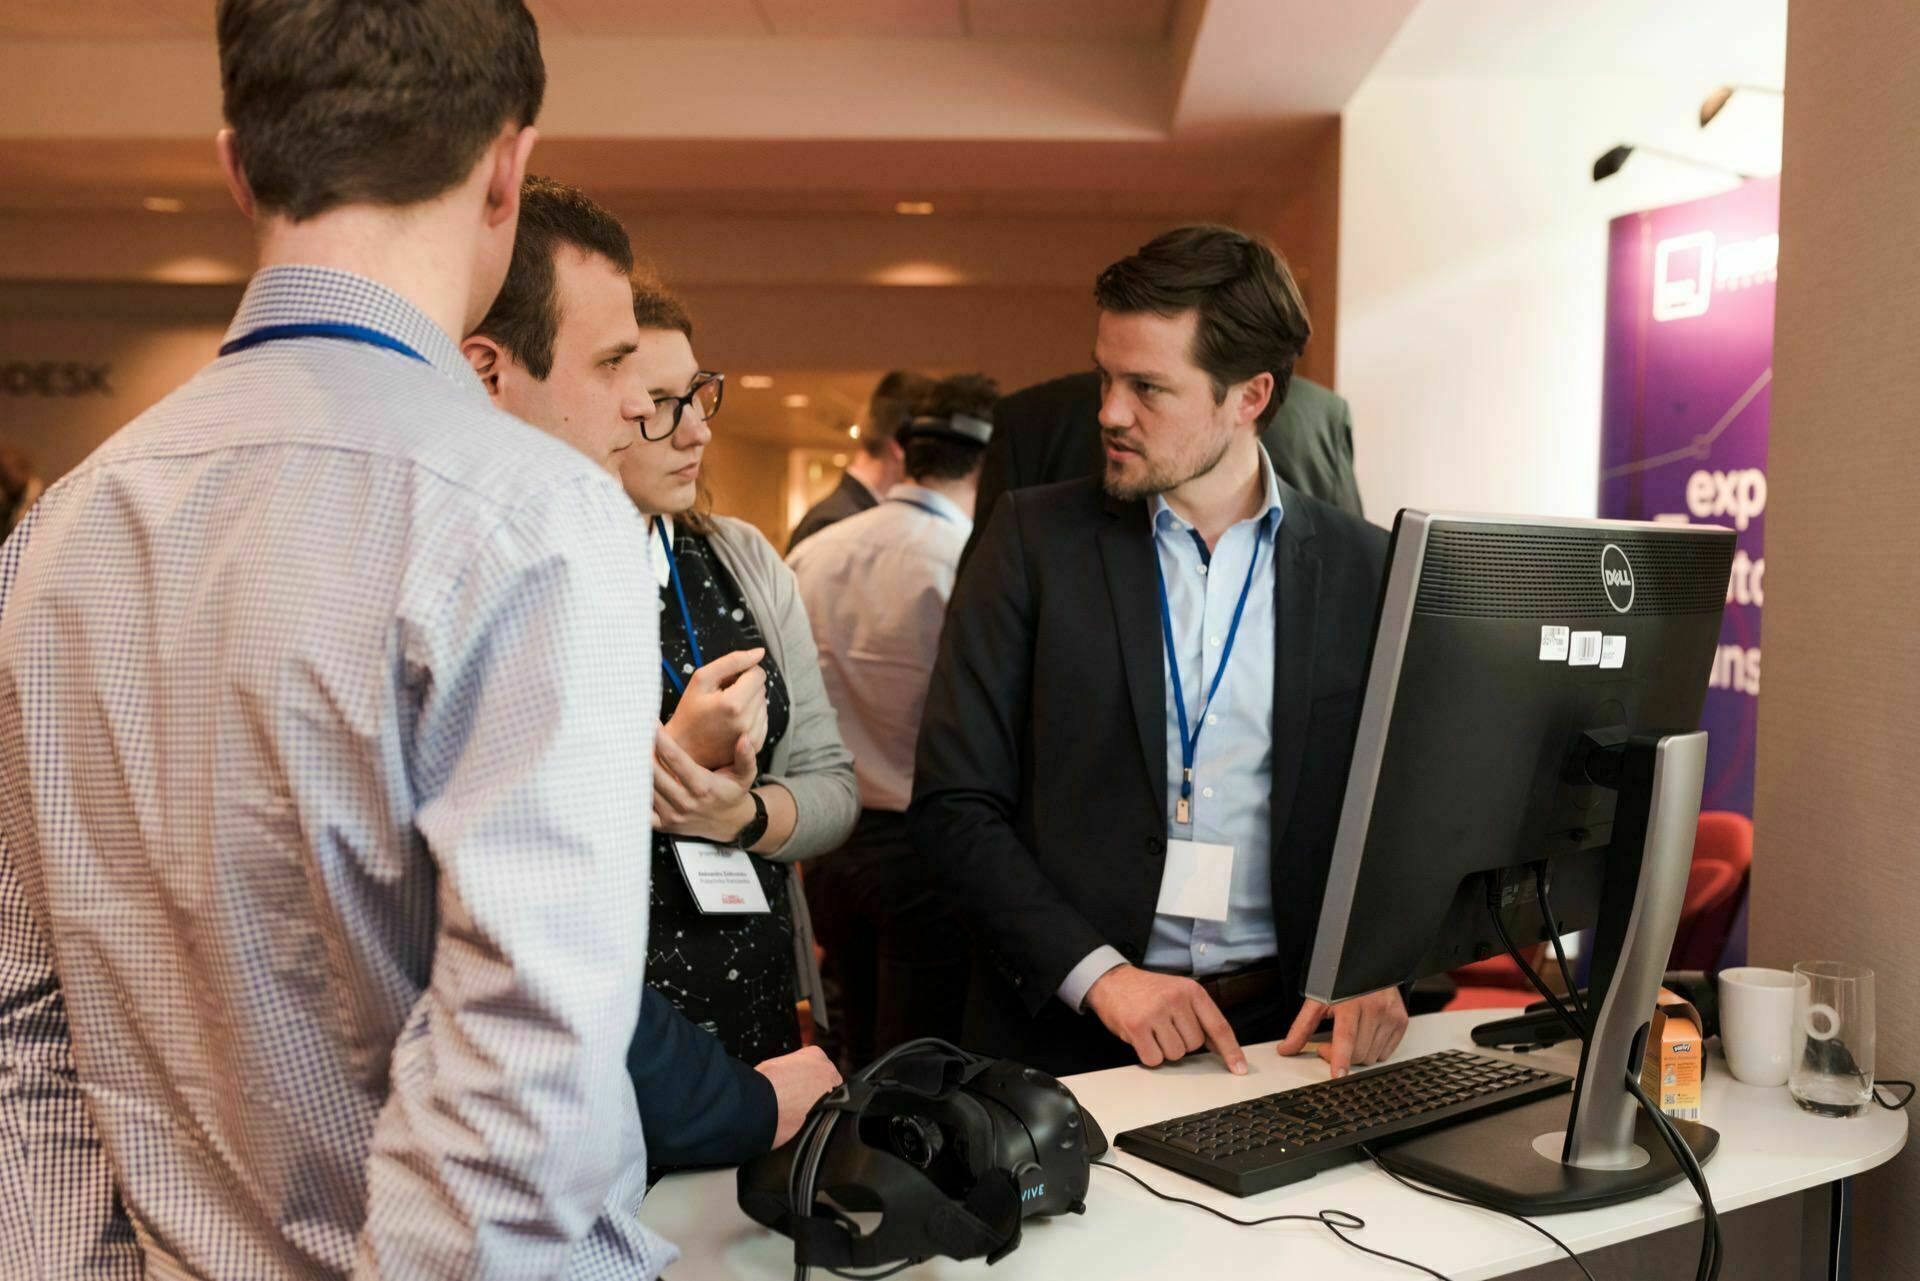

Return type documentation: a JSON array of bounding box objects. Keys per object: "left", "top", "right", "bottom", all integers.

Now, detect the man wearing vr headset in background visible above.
[
  {"left": 789, "top": 374, "right": 998, "bottom": 1073},
  {"left": 787, "top": 370, "right": 938, "bottom": 552}
]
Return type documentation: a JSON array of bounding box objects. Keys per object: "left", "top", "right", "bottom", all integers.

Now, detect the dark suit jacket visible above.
[
  {"left": 629, "top": 988, "right": 776, "bottom": 1168},
  {"left": 786, "top": 471, "right": 880, "bottom": 553},
  {"left": 963, "top": 371, "right": 1363, "bottom": 571},
  {"left": 910, "top": 476, "right": 1387, "bottom": 1077}
]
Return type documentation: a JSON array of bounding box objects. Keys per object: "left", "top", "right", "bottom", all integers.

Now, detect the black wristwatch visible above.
[{"left": 730, "top": 789, "right": 769, "bottom": 851}]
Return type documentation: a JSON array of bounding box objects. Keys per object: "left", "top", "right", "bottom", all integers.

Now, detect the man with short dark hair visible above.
[
  {"left": 786, "top": 368, "right": 936, "bottom": 552},
  {"left": 0, "top": 3, "right": 675, "bottom": 1276},
  {"left": 911, "top": 226, "right": 1406, "bottom": 1079},
  {"left": 788, "top": 373, "right": 996, "bottom": 1069},
  {"left": 461, "top": 178, "right": 842, "bottom": 1167}
]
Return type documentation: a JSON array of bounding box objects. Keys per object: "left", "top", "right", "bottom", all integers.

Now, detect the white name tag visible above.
[
  {"left": 672, "top": 839, "right": 772, "bottom": 915},
  {"left": 1156, "top": 839, "right": 1235, "bottom": 922}
]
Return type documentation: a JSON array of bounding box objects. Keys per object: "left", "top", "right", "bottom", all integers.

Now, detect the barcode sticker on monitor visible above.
[
  {"left": 1539, "top": 626, "right": 1571, "bottom": 661},
  {"left": 1600, "top": 635, "right": 1626, "bottom": 669},
  {"left": 1569, "top": 631, "right": 1602, "bottom": 666}
]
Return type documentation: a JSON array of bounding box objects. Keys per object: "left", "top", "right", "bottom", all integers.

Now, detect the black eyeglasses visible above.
[{"left": 641, "top": 371, "right": 724, "bottom": 441}]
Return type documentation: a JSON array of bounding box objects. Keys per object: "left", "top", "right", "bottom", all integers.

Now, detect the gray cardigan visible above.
[{"left": 698, "top": 515, "right": 860, "bottom": 1023}]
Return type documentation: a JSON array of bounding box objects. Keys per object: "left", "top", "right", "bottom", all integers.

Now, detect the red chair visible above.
[
  {"left": 1443, "top": 811, "right": 1754, "bottom": 1010},
  {"left": 1669, "top": 810, "right": 1752, "bottom": 970}
]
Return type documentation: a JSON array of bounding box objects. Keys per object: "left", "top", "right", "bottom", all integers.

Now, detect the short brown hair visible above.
[
  {"left": 469, "top": 176, "right": 634, "bottom": 380},
  {"left": 862, "top": 370, "right": 936, "bottom": 458},
  {"left": 632, "top": 282, "right": 694, "bottom": 339},
  {"left": 905, "top": 373, "right": 997, "bottom": 482},
  {"left": 217, "top": 0, "right": 545, "bottom": 222},
  {"left": 1094, "top": 224, "right": 1310, "bottom": 428}
]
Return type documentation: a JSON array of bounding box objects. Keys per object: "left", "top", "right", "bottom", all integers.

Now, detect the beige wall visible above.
[{"left": 1750, "top": 0, "right": 1920, "bottom": 1272}]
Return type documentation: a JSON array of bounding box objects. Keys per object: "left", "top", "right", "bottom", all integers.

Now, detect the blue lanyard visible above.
[
  {"left": 1153, "top": 526, "right": 1263, "bottom": 826},
  {"left": 219, "top": 322, "right": 429, "bottom": 364},
  {"left": 888, "top": 495, "right": 957, "bottom": 523},
  {"left": 655, "top": 517, "right": 705, "bottom": 695}
]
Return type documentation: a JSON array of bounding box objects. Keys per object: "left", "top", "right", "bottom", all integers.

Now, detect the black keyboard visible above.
[{"left": 1116, "top": 1049, "right": 1572, "bottom": 1197}]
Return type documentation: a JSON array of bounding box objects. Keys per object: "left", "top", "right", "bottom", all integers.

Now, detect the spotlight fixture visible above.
[
  {"left": 1591, "top": 143, "right": 1753, "bottom": 184},
  {"left": 1699, "top": 84, "right": 1783, "bottom": 128},
  {"left": 847, "top": 425, "right": 861, "bottom": 439},
  {"left": 739, "top": 374, "right": 775, "bottom": 390},
  {"left": 142, "top": 196, "right": 185, "bottom": 214},
  {"left": 894, "top": 201, "right": 935, "bottom": 216},
  {"left": 784, "top": 393, "right": 811, "bottom": 409}
]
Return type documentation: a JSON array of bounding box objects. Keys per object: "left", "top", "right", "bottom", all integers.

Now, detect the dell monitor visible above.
[{"left": 1305, "top": 511, "right": 1736, "bottom": 1213}]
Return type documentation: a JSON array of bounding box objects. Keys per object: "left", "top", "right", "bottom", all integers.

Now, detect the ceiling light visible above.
[
  {"left": 784, "top": 393, "right": 811, "bottom": 409},
  {"left": 142, "top": 196, "right": 185, "bottom": 214},
  {"left": 895, "top": 201, "right": 935, "bottom": 216},
  {"left": 832, "top": 454, "right": 849, "bottom": 467},
  {"left": 739, "top": 374, "right": 774, "bottom": 390},
  {"left": 848, "top": 425, "right": 861, "bottom": 439}
]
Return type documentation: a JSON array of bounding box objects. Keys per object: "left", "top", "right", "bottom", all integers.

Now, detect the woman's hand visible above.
[
  {"left": 652, "top": 727, "right": 759, "bottom": 843},
  {"left": 661, "top": 648, "right": 767, "bottom": 771}
]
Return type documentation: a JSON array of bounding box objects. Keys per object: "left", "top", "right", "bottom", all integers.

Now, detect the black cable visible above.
[
  {"left": 1358, "top": 1144, "right": 1598, "bottom": 1281},
  {"left": 1485, "top": 872, "right": 1588, "bottom": 1039},
  {"left": 1875, "top": 1079, "right": 1916, "bottom": 1110},
  {"left": 1515, "top": 869, "right": 1720, "bottom": 1281},
  {"left": 1534, "top": 864, "right": 1589, "bottom": 1029},
  {"left": 1091, "top": 1160, "right": 1452, "bottom": 1280},
  {"left": 1625, "top": 1073, "right": 1720, "bottom": 1281}
]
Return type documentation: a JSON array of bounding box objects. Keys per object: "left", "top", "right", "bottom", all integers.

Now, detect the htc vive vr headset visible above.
[{"left": 738, "top": 1039, "right": 1106, "bottom": 1276}]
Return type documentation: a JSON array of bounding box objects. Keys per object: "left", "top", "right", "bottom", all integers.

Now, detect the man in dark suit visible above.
[
  {"left": 962, "top": 368, "right": 1361, "bottom": 570},
  {"left": 911, "top": 225, "right": 1406, "bottom": 1080},
  {"left": 787, "top": 369, "right": 935, "bottom": 552}
]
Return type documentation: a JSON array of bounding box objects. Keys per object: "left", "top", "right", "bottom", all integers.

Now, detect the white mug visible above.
[{"left": 1719, "top": 966, "right": 1797, "bottom": 1087}]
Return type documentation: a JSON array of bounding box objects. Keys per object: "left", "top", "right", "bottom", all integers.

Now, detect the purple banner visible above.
[{"left": 1599, "top": 177, "right": 1778, "bottom": 818}]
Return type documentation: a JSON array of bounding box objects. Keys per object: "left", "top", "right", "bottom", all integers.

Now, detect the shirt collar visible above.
[
  {"left": 223, "top": 265, "right": 484, "bottom": 400},
  {"left": 1148, "top": 445, "right": 1286, "bottom": 539},
  {"left": 886, "top": 482, "right": 972, "bottom": 530},
  {"left": 648, "top": 513, "right": 676, "bottom": 588}
]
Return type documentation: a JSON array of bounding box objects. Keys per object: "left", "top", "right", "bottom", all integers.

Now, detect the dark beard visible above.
[{"left": 1101, "top": 430, "right": 1234, "bottom": 502}]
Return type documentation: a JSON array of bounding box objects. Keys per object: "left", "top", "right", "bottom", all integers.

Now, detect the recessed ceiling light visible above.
[
  {"left": 142, "top": 196, "right": 185, "bottom": 214},
  {"left": 895, "top": 201, "right": 935, "bottom": 216},
  {"left": 832, "top": 454, "right": 849, "bottom": 467},
  {"left": 739, "top": 374, "right": 774, "bottom": 389},
  {"left": 847, "top": 425, "right": 861, "bottom": 439},
  {"left": 784, "top": 393, "right": 811, "bottom": 409}
]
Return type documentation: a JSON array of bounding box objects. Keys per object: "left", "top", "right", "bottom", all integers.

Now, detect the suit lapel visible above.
[
  {"left": 1270, "top": 490, "right": 1321, "bottom": 856},
  {"left": 1098, "top": 495, "right": 1168, "bottom": 823}
]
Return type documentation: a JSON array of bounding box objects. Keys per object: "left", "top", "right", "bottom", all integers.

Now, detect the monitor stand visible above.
[{"left": 1373, "top": 730, "right": 1721, "bottom": 1215}]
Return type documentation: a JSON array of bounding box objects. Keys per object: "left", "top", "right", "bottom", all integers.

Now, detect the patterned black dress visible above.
[{"left": 649, "top": 521, "right": 802, "bottom": 1063}]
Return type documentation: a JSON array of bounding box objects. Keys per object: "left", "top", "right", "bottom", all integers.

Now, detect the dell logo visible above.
[{"left": 1601, "top": 544, "right": 1636, "bottom": 613}]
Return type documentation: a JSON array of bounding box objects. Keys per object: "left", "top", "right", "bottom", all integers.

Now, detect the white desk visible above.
[{"left": 641, "top": 1011, "right": 1906, "bottom": 1279}]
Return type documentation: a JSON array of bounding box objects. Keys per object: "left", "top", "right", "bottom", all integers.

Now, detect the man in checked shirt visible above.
[{"left": 0, "top": 3, "right": 675, "bottom": 1277}]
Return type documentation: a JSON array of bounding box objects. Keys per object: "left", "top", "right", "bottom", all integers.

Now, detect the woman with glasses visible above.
[{"left": 620, "top": 283, "right": 858, "bottom": 1062}]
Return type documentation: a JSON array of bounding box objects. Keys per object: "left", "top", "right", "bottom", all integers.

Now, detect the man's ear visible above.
[
  {"left": 462, "top": 335, "right": 507, "bottom": 400},
  {"left": 215, "top": 129, "right": 256, "bottom": 220},
  {"left": 1237, "top": 372, "right": 1276, "bottom": 429},
  {"left": 485, "top": 125, "right": 540, "bottom": 231}
]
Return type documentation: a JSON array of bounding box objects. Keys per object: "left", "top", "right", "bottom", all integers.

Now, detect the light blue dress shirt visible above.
[
  {"left": 1058, "top": 451, "right": 1285, "bottom": 1010},
  {"left": 0, "top": 266, "right": 672, "bottom": 1279}
]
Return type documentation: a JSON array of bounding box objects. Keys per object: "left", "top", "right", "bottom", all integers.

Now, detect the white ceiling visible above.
[
  {"left": 0, "top": 0, "right": 1174, "bottom": 41},
  {"left": 1373, "top": 0, "right": 1786, "bottom": 84}
]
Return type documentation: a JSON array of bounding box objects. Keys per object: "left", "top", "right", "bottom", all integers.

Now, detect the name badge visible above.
[
  {"left": 1155, "top": 839, "right": 1235, "bottom": 922},
  {"left": 672, "top": 839, "right": 773, "bottom": 915}
]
